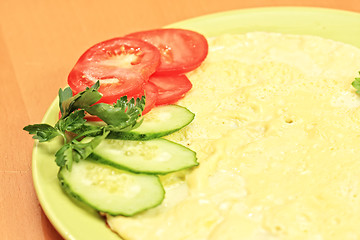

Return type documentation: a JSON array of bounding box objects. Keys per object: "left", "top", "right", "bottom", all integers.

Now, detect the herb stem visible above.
[
  {"left": 57, "top": 130, "right": 68, "bottom": 144},
  {"left": 74, "top": 128, "right": 104, "bottom": 140}
]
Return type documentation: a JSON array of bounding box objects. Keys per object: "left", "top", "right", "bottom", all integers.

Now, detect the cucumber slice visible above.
[
  {"left": 58, "top": 158, "right": 165, "bottom": 216},
  {"left": 107, "top": 104, "right": 195, "bottom": 140},
  {"left": 85, "top": 137, "right": 198, "bottom": 175}
]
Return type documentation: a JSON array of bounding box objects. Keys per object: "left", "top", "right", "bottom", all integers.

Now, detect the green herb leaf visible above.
[
  {"left": 55, "top": 131, "right": 109, "bottom": 170},
  {"left": 85, "top": 96, "right": 145, "bottom": 129},
  {"left": 23, "top": 124, "right": 60, "bottom": 142},
  {"left": 352, "top": 72, "right": 360, "bottom": 95},
  {"left": 73, "top": 131, "right": 109, "bottom": 159},
  {"left": 63, "top": 110, "right": 86, "bottom": 132},
  {"left": 61, "top": 81, "right": 102, "bottom": 119},
  {"left": 56, "top": 110, "right": 86, "bottom": 133},
  {"left": 55, "top": 144, "right": 74, "bottom": 169},
  {"left": 106, "top": 118, "right": 144, "bottom": 132},
  {"left": 70, "top": 123, "right": 104, "bottom": 138},
  {"left": 58, "top": 87, "right": 73, "bottom": 117}
]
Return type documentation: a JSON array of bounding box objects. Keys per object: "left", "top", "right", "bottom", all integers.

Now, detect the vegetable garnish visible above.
[
  {"left": 125, "top": 28, "right": 208, "bottom": 75},
  {"left": 67, "top": 29, "right": 209, "bottom": 118},
  {"left": 24, "top": 82, "right": 197, "bottom": 217},
  {"left": 68, "top": 37, "right": 160, "bottom": 104},
  {"left": 24, "top": 81, "right": 145, "bottom": 170},
  {"left": 352, "top": 71, "right": 360, "bottom": 94},
  {"left": 149, "top": 74, "right": 192, "bottom": 105},
  {"left": 24, "top": 28, "right": 206, "bottom": 217}
]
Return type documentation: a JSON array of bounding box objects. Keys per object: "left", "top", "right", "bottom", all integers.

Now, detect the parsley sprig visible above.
[
  {"left": 24, "top": 82, "right": 145, "bottom": 170},
  {"left": 351, "top": 71, "right": 360, "bottom": 95},
  {"left": 352, "top": 71, "right": 360, "bottom": 95}
]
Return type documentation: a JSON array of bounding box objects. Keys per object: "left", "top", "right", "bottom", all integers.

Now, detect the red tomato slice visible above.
[
  {"left": 138, "top": 82, "right": 158, "bottom": 115},
  {"left": 125, "top": 29, "right": 208, "bottom": 75},
  {"left": 68, "top": 37, "right": 161, "bottom": 103},
  {"left": 149, "top": 74, "right": 192, "bottom": 105}
]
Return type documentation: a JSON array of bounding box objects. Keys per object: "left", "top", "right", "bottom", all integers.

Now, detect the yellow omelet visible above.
[{"left": 107, "top": 32, "right": 360, "bottom": 240}]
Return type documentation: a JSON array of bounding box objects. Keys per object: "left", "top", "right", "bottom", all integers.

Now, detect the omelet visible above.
[{"left": 107, "top": 32, "right": 360, "bottom": 240}]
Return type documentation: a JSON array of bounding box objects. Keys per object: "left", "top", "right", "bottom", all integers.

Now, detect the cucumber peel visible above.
[
  {"left": 58, "top": 158, "right": 165, "bottom": 216},
  {"left": 86, "top": 105, "right": 195, "bottom": 140},
  {"left": 86, "top": 137, "right": 198, "bottom": 175}
]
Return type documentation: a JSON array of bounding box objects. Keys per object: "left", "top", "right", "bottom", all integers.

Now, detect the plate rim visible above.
[{"left": 169, "top": 6, "right": 360, "bottom": 26}]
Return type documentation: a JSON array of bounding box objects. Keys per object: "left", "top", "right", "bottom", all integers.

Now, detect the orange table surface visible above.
[{"left": 1, "top": 0, "right": 359, "bottom": 239}]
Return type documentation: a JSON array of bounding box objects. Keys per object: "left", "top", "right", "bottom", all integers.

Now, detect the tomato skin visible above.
[
  {"left": 125, "top": 29, "right": 208, "bottom": 76},
  {"left": 138, "top": 82, "right": 158, "bottom": 115},
  {"left": 68, "top": 37, "right": 161, "bottom": 103},
  {"left": 126, "top": 82, "right": 158, "bottom": 115},
  {"left": 149, "top": 74, "right": 192, "bottom": 105}
]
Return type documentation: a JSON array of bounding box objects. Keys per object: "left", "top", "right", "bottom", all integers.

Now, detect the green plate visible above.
[{"left": 32, "top": 7, "right": 360, "bottom": 240}]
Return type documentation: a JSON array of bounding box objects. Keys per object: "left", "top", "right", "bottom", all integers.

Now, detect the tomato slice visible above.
[
  {"left": 125, "top": 29, "right": 208, "bottom": 75},
  {"left": 68, "top": 37, "right": 161, "bottom": 103},
  {"left": 138, "top": 82, "right": 158, "bottom": 115},
  {"left": 149, "top": 74, "right": 192, "bottom": 105},
  {"left": 128, "top": 82, "right": 158, "bottom": 115}
]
